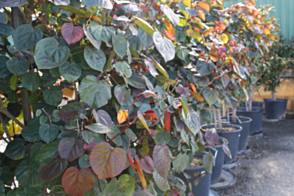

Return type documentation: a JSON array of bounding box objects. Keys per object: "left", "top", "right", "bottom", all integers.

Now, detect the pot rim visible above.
[
  {"left": 264, "top": 98, "right": 288, "bottom": 103},
  {"left": 222, "top": 116, "right": 252, "bottom": 124},
  {"left": 205, "top": 136, "right": 228, "bottom": 148},
  {"left": 201, "top": 123, "right": 242, "bottom": 134},
  {"left": 237, "top": 107, "right": 264, "bottom": 113}
]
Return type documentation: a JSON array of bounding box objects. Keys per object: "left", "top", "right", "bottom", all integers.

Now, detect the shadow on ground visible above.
[{"left": 219, "top": 119, "right": 294, "bottom": 196}]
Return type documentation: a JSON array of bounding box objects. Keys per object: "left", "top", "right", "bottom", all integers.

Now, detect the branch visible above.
[
  {"left": 0, "top": 113, "right": 11, "bottom": 141},
  {"left": 108, "top": 117, "right": 138, "bottom": 142},
  {"left": 0, "top": 99, "right": 25, "bottom": 129}
]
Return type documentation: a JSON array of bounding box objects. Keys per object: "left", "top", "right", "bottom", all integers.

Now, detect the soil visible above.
[
  {"left": 218, "top": 119, "right": 294, "bottom": 196},
  {"left": 188, "top": 158, "right": 204, "bottom": 168},
  {"left": 205, "top": 127, "right": 237, "bottom": 132}
]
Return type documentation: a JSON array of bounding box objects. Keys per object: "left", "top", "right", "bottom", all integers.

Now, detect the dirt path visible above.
[{"left": 219, "top": 119, "right": 294, "bottom": 196}]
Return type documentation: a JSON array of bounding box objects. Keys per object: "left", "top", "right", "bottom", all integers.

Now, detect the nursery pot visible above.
[
  {"left": 205, "top": 137, "right": 228, "bottom": 184},
  {"left": 242, "top": 101, "right": 264, "bottom": 108},
  {"left": 236, "top": 107, "right": 264, "bottom": 135},
  {"left": 222, "top": 116, "right": 252, "bottom": 151},
  {"left": 202, "top": 123, "right": 242, "bottom": 164},
  {"left": 174, "top": 155, "right": 211, "bottom": 196},
  {"left": 264, "top": 99, "right": 288, "bottom": 119}
]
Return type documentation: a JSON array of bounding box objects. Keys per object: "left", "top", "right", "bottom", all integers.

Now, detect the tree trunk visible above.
[
  {"left": 232, "top": 108, "right": 237, "bottom": 123},
  {"left": 272, "top": 92, "right": 276, "bottom": 101},
  {"left": 216, "top": 109, "right": 222, "bottom": 131}
]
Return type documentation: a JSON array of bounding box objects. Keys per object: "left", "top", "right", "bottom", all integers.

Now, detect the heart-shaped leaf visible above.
[
  {"left": 61, "top": 23, "right": 84, "bottom": 44},
  {"left": 83, "top": 25, "right": 102, "bottom": 50},
  {"left": 90, "top": 21, "right": 115, "bottom": 42},
  {"left": 203, "top": 151, "right": 214, "bottom": 173},
  {"left": 112, "top": 33, "right": 127, "bottom": 58},
  {"left": 153, "top": 169, "right": 170, "bottom": 192},
  {"left": 114, "top": 84, "right": 131, "bottom": 105},
  {"left": 160, "top": 5, "right": 179, "bottom": 26},
  {"left": 54, "top": 0, "right": 70, "bottom": 5},
  {"left": 183, "top": 107, "right": 200, "bottom": 135},
  {"left": 85, "top": 123, "right": 111, "bottom": 134},
  {"left": 172, "top": 153, "right": 189, "bottom": 173},
  {"left": 102, "top": 174, "right": 135, "bottom": 196},
  {"left": 62, "top": 167, "right": 95, "bottom": 196},
  {"left": 21, "top": 117, "right": 40, "bottom": 142},
  {"left": 81, "top": 131, "right": 93, "bottom": 144},
  {"left": 153, "top": 143, "right": 171, "bottom": 180},
  {"left": 13, "top": 24, "right": 43, "bottom": 51},
  {"left": 59, "top": 61, "right": 81, "bottom": 83},
  {"left": 82, "top": 0, "right": 113, "bottom": 9},
  {"left": 20, "top": 72, "right": 41, "bottom": 91},
  {"left": 90, "top": 142, "right": 126, "bottom": 179},
  {"left": 58, "top": 137, "right": 85, "bottom": 162},
  {"left": 135, "top": 17, "right": 154, "bottom": 36},
  {"left": 205, "top": 130, "right": 219, "bottom": 145},
  {"left": 196, "top": 59, "right": 215, "bottom": 76},
  {"left": 78, "top": 154, "right": 90, "bottom": 168},
  {"left": 34, "top": 37, "right": 70, "bottom": 69},
  {"left": 4, "top": 138, "right": 27, "bottom": 160},
  {"left": 6, "top": 57, "right": 30, "bottom": 76},
  {"left": 0, "top": 56, "right": 10, "bottom": 78},
  {"left": 139, "top": 155, "right": 154, "bottom": 174},
  {"left": 93, "top": 109, "right": 112, "bottom": 127},
  {"left": 84, "top": 45, "right": 106, "bottom": 71},
  {"left": 202, "top": 88, "right": 219, "bottom": 106},
  {"left": 35, "top": 140, "right": 59, "bottom": 165},
  {"left": 43, "top": 86, "right": 63, "bottom": 106},
  {"left": 58, "top": 101, "right": 88, "bottom": 122},
  {"left": 153, "top": 32, "right": 175, "bottom": 62},
  {"left": 38, "top": 157, "right": 68, "bottom": 180},
  {"left": 117, "top": 110, "right": 128, "bottom": 124},
  {"left": 115, "top": 61, "right": 132, "bottom": 78},
  {"left": 200, "top": 109, "right": 213, "bottom": 125},
  {"left": 79, "top": 75, "right": 112, "bottom": 108},
  {"left": 39, "top": 123, "right": 59, "bottom": 144},
  {"left": 0, "top": 0, "right": 28, "bottom": 7}
]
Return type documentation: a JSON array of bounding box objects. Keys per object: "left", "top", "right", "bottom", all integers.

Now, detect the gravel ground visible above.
[{"left": 219, "top": 119, "right": 294, "bottom": 196}]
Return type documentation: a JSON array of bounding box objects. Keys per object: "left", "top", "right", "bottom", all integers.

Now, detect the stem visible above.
[
  {"left": 213, "top": 107, "right": 217, "bottom": 130},
  {"left": 216, "top": 109, "right": 222, "bottom": 131},
  {"left": 108, "top": 117, "right": 138, "bottom": 142},
  {"left": 0, "top": 99, "right": 24, "bottom": 128},
  {"left": 0, "top": 113, "right": 11, "bottom": 141},
  {"left": 272, "top": 92, "right": 276, "bottom": 101},
  {"left": 232, "top": 108, "right": 237, "bottom": 123},
  {"left": 41, "top": 108, "right": 52, "bottom": 125}
]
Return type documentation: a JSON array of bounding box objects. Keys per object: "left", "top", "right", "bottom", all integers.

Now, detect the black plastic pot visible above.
[
  {"left": 236, "top": 107, "right": 264, "bottom": 135},
  {"left": 264, "top": 99, "right": 288, "bottom": 119},
  {"left": 205, "top": 137, "right": 228, "bottom": 184},
  {"left": 202, "top": 123, "right": 242, "bottom": 164},
  {"left": 174, "top": 156, "right": 211, "bottom": 196},
  {"left": 242, "top": 101, "right": 264, "bottom": 108},
  {"left": 222, "top": 116, "right": 252, "bottom": 151}
]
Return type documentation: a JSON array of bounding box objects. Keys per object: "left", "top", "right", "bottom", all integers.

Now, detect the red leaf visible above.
[
  {"left": 152, "top": 2, "right": 162, "bottom": 14},
  {"left": 117, "top": 110, "right": 128, "bottom": 124},
  {"left": 153, "top": 143, "right": 171, "bottom": 180},
  {"left": 61, "top": 23, "right": 84, "bottom": 44},
  {"left": 58, "top": 137, "right": 85, "bottom": 162},
  {"left": 83, "top": 140, "right": 97, "bottom": 150},
  {"left": 90, "top": 142, "right": 126, "bottom": 179},
  {"left": 62, "top": 167, "right": 95, "bottom": 196},
  {"left": 138, "top": 4, "right": 149, "bottom": 12},
  {"left": 127, "top": 149, "right": 136, "bottom": 168},
  {"left": 38, "top": 157, "right": 67, "bottom": 181},
  {"left": 144, "top": 110, "right": 158, "bottom": 123},
  {"left": 164, "top": 111, "right": 171, "bottom": 132},
  {"left": 164, "top": 30, "right": 175, "bottom": 41}
]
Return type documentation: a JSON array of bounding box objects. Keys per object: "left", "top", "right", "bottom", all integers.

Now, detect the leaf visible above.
[
  {"left": 135, "top": 17, "right": 154, "bottom": 35},
  {"left": 113, "top": 33, "right": 128, "bottom": 58},
  {"left": 140, "top": 155, "right": 154, "bottom": 174},
  {"left": 173, "top": 153, "right": 189, "bottom": 173},
  {"left": 20, "top": 72, "right": 41, "bottom": 91},
  {"left": 114, "top": 85, "right": 131, "bottom": 106},
  {"left": 198, "top": 2, "right": 210, "bottom": 12},
  {"left": 0, "top": 0, "right": 27, "bottom": 7},
  {"left": 81, "top": 131, "right": 93, "bottom": 144},
  {"left": 38, "top": 157, "right": 67, "bottom": 181},
  {"left": 155, "top": 130, "right": 170, "bottom": 145},
  {"left": 82, "top": 0, "right": 113, "bottom": 9},
  {"left": 0, "top": 56, "right": 10, "bottom": 78},
  {"left": 59, "top": 62, "right": 81, "bottom": 82},
  {"left": 153, "top": 143, "right": 171, "bottom": 180},
  {"left": 61, "top": 23, "right": 83, "bottom": 44},
  {"left": 58, "top": 101, "right": 88, "bottom": 122},
  {"left": 15, "top": 159, "right": 42, "bottom": 187},
  {"left": 163, "top": 20, "right": 175, "bottom": 38},
  {"left": 196, "top": 59, "right": 215, "bottom": 76},
  {"left": 185, "top": 8, "right": 199, "bottom": 17},
  {"left": 79, "top": 75, "right": 111, "bottom": 108},
  {"left": 62, "top": 167, "right": 95, "bottom": 196},
  {"left": 183, "top": 107, "right": 200, "bottom": 135},
  {"left": 6, "top": 57, "right": 29, "bottom": 76},
  {"left": 85, "top": 123, "right": 111, "bottom": 133},
  {"left": 90, "top": 21, "right": 115, "bottom": 42},
  {"left": 138, "top": 27, "right": 153, "bottom": 47},
  {"left": 160, "top": 5, "right": 179, "bottom": 26},
  {"left": 222, "top": 140, "right": 232, "bottom": 159},
  {"left": 84, "top": 45, "right": 106, "bottom": 72},
  {"left": 205, "top": 130, "right": 219, "bottom": 145},
  {"left": 102, "top": 174, "right": 135, "bottom": 196},
  {"left": 21, "top": 117, "right": 40, "bottom": 142},
  {"left": 133, "top": 189, "right": 154, "bottom": 196},
  {"left": 202, "top": 88, "right": 219, "bottom": 106},
  {"left": 163, "top": 111, "right": 171, "bottom": 132},
  {"left": 0, "top": 24, "right": 14, "bottom": 36},
  {"left": 200, "top": 109, "right": 212, "bottom": 125},
  {"left": 198, "top": 9, "right": 205, "bottom": 21},
  {"left": 39, "top": 123, "right": 59, "bottom": 144},
  {"left": 153, "top": 169, "right": 170, "bottom": 192},
  {"left": 221, "top": 73, "right": 230, "bottom": 88},
  {"left": 4, "top": 138, "right": 27, "bottom": 160},
  {"left": 44, "top": 86, "right": 63, "bottom": 106},
  {"left": 93, "top": 109, "right": 112, "bottom": 127},
  {"left": 153, "top": 59, "right": 169, "bottom": 78},
  {"left": 83, "top": 25, "right": 102, "bottom": 51},
  {"left": 79, "top": 154, "right": 90, "bottom": 168},
  {"left": 209, "top": 46, "right": 220, "bottom": 62},
  {"left": 115, "top": 61, "right": 132, "bottom": 78},
  {"left": 142, "top": 137, "right": 149, "bottom": 157},
  {"left": 190, "top": 91, "right": 204, "bottom": 102},
  {"left": 203, "top": 151, "right": 214, "bottom": 173},
  {"left": 180, "top": 95, "right": 188, "bottom": 118},
  {"left": 137, "top": 111, "right": 151, "bottom": 134},
  {"left": 221, "top": 33, "right": 228, "bottom": 44},
  {"left": 134, "top": 156, "right": 147, "bottom": 189},
  {"left": 13, "top": 24, "right": 43, "bottom": 51},
  {"left": 126, "top": 73, "right": 146, "bottom": 89},
  {"left": 153, "top": 32, "right": 175, "bottom": 62},
  {"left": 58, "top": 137, "right": 85, "bottom": 162},
  {"left": 117, "top": 110, "right": 128, "bottom": 124},
  {"left": 34, "top": 37, "right": 70, "bottom": 69},
  {"left": 90, "top": 142, "right": 126, "bottom": 179},
  {"left": 35, "top": 140, "right": 59, "bottom": 165},
  {"left": 48, "top": 185, "right": 68, "bottom": 196}
]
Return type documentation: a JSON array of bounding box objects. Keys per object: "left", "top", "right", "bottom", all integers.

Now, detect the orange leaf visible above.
[
  {"left": 190, "top": 90, "right": 204, "bottom": 102},
  {"left": 164, "top": 30, "right": 175, "bottom": 41},
  {"left": 62, "top": 167, "right": 95, "bottom": 196},
  {"left": 209, "top": 46, "right": 220, "bottom": 62},
  {"left": 202, "top": 27, "right": 214, "bottom": 37},
  {"left": 117, "top": 110, "right": 128, "bottom": 124},
  {"left": 134, "top": 157, "right": 147, "bottom": 188},
  {"left": 198, "top": 9, "right": 205, "bottom": 21},
  {"left": 194, "top": 27, "right": 201, "bottom": 33},
  {"left": 198, "top": 2, "right": 210, "bottom": 12},
  {"left": 190, "top": 83, "right": 197, "bottom": 93},
  {"left": 163, "top": 111, "right": 171, "bottom": 132},
  {"left": 163, "top": 20, "right": 175, "bottom": 37},
  {"left": 144, "top": 110, "right": 158, "bottom": 123},
  {"left": 268, "top": 34, "right": 275, "bottom": 40},
  {"left": 127, "top": 149, "right": 136, "bottom": 168},
  {"left": 241, "top": 80, "right": 246, "bottom": 88}
]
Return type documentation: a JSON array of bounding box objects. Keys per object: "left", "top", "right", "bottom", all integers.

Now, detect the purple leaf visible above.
[
  {"left": 175, "top": 84, "right": 190, "bottom": 98},
  {"left": 58, "top": 137, "right": 85, "bottom": 162},
  {"left": 58, "top": 101, "right": 88, "bottom": 122},
  {"left": 153, "top": 143, "right": 171, "bottom": 180},
  {"left": 205, "top": 131, "right": 219, "bottom": 145},
  {"left": 38, "top": 157, "right": 67, "bottom": 180},
  {"left": 144, "top": 59, "right": 158, "bottom": 77},
  {"left": 84, "top": 140, "right": 97, "bottom": 150},
  {"left": 140, "top": 155, "right": 154, "bottom": 174}
]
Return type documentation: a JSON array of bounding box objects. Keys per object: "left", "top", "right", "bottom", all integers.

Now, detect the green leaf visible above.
[
  {"left": 154, "top": 130, "right": 170, "bottom": 145},
  {"left": 0, "top": 0, "right": 27, "bottom": 7},
  {"left": 39, "top": 123, "right": 59, "bottom": 144},
  {"left": 35, "top": 140, "right": 59, "bottom": 165},
  {"left": 13, "top": 24, "right": 43, "bottom": 51},
  {"left": 84, "top": 45, "right": 106, "bottom": 71},
  {"left": 81, "top": 131, "right": 93, "bottom": 144},
  {"left": 38, "top": 157, "right": 67, "bottom": 181},
  {"left": 134, "top": 17, "right": 154, "bottom": 36},
  {"left": 20, "top": 72, "right": 41, "bottom": 91},
  {"left": 0, "top": 56, "right": 10, "bottom": 78},
  {"left": 79, "top": 75, "right": 112, "bottom": 108},
  {"left": 175, "top": 30, "right": 186, "bottom": 42},
  {"left": 0, "top": 180, "right": 5, "bottom": 195},
  {"left": 90, "top": 177, "right": 108, "bottom": 195},
  {"left": 112, "top": 33, "right": 128, "bottom": 58},
  {"left": 48, "top": 185, "right": 69, "bottom": 196},
  {"left": 10, "top": 76, "right": 18, "bottom": 91},
  {"left": 91, "top": 21, "right": 115, "bottom": 42},
  {"left": 114, "top": 84, "right": 131, "bottom": 105},
  {"left": 107, "top": 123, "right": 123, "bottom": 146},
  {"left": 183, "top": 106, "right": 200, "bottom": 136},
  {"left": 4, "top": 138, "right": 27, "bottom": 160},
  {"left": 129, "top": 36, "right": 144, "bottom": 51},
  {"left": 125, "top": 128, "right": 137, "bottom": 142},
  {"left": 176, "top": 47, "right": 189, "bottom": 62},
  {"left": 102, "top": 174, "right": 135, "bottom": 196},
  {"left": 153, "top": 169, "right": 170, "bottom": 192},
  {"left": 59, "top": 62, "right": 81, "bottom": 82},
  {"left": 0, "top": 23, "right": 14, "bottom": 36},
  {"left": 83, "top": 25, "right": 102, "bottom": 51},
  {"left": 43, "top": 86, "right": 63, "bottom": 106},
  {"left": 202, "top": 88, "right": 219, "bottom": 106},
  {"left": 203, "top": 151, "right": 214, "bottom": 173},
  {"left": 126, "top": 73, "right": 146, "bottom": 89},
  {"left": 180, "top": 95, "right": 188, "bottom": 118},
  {"left": 82, "top": 0, "right": 113, "bottom": 9},
  {"left": 85, "top": 123, "right": 111, "bottom": 134},
  {"left": 6, "top": 57, "right": 30, "bottom": 76},
  {"left": 196, "top": 59, "right": 215, "bottom": 76},
  {"left": 153, "top": 32, "right": 175, "bottom": 62},
  {"left": 115, "top": 61, "right": 132, "bottom": 78},
  {"left": 173, "top": 153, "right": 189, "bottom": 173},
  {"left": 200, "top": 109, "right": 212, "bottom": 125},
  {"left": 79, "top": 154, "right": 90, "bottom": 168},
  {"left": 34, "top": 37, "right": 70, "bottom": 69},
  {"left": 22, "top": 117, "right": 41, "bottom": 142},
  {"left": 138, "top": 27, "right": 153, "bottom": 47}
]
